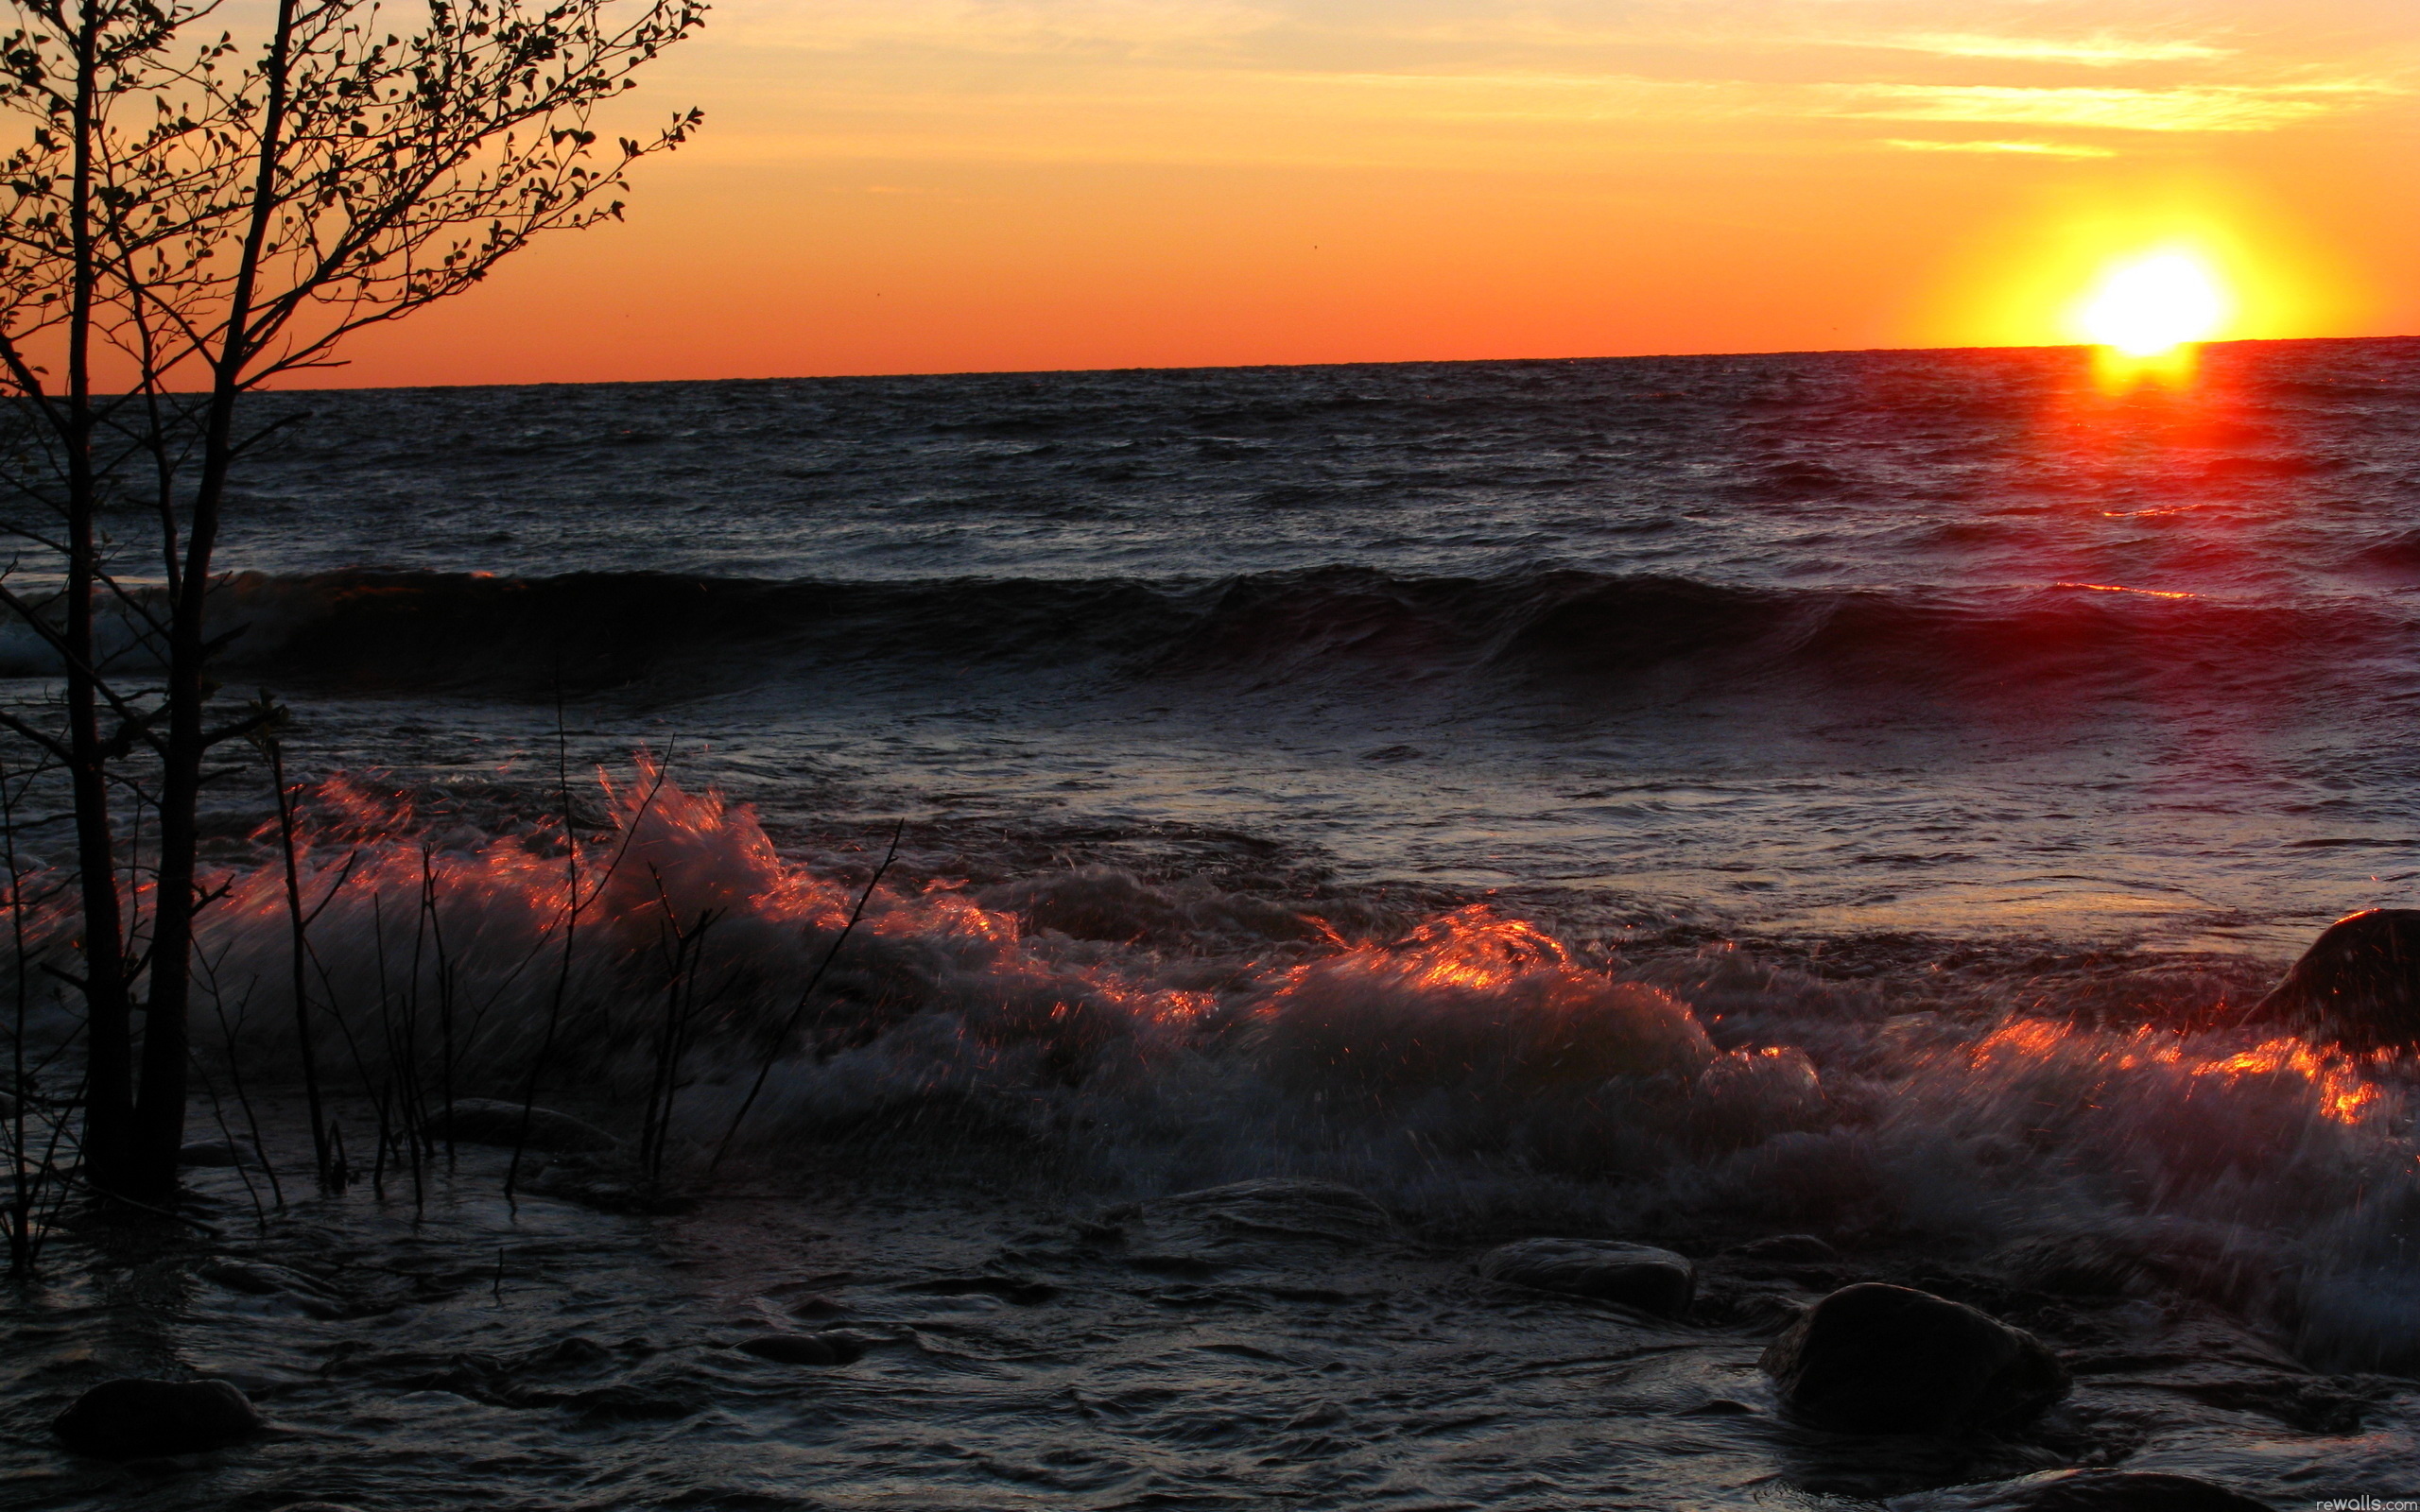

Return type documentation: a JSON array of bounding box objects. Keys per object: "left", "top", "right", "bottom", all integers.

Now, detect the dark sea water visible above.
[
  {"left": 155, "top": 335, "right": 2420, "bottom": 946},
  {"left": 5, "top": 338, "right": 2420, "bottom": 1509}
]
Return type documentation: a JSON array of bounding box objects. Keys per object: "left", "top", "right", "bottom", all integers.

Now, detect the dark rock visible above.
[
  {"left": 1894, "top": 1468, "right": 2275, "bottom": 1510},
  {"left": 267, "top": 1504, "right": 367, "bottom": 1512},
  {"left": 1760, "top": 1282, "right": 2069, "bottom": 1435},
  {"left": 1730, "top": 1233, "right": 1839, "bottom": 1263},
  {"left": 1478, "top": 1238, "right": 1696, "bottom": 1315},
  {"left": 736, "top": 1332, "right": 866, "bottom": 1366},
  {"left": 1712, "top": 1290, "right": 1818, "bottom": 1333},
  {"left": 53, "top": 1378, "right": 265, "bottom": 1458},
  {"left": 2245, "top": 907, "right": 2420, "bottom": 1053},
  {"left": 179, "top": 1139, "right": 264, "bottom": 1168},
  {"left": 428, "top": 1097, "right": 617, "bottom": 1154}
]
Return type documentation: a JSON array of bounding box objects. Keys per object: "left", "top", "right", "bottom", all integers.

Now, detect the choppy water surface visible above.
[
  {"left": 129, "top": 335, "right": 2420, "bottom": 947},
  {"left": 4, "top": 339, "right": 2420, "bottom": 1508}
]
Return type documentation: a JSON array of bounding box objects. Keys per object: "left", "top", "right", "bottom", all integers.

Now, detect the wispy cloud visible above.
[
  {"left": 1884, "top": 137, "right": 2118, "bottom": 158},
  {"left": 696, "top": 0, "right": 2416, "bottom": 161},
  {"left": 1836, "top": 82, "right": 2390, "bottom": 133},
  {"left": 719, "top": 0, "right": 1282, "bottom": 55},
  {"left": 1876, "top": 32, "right": 2236, "bottom": 67}
]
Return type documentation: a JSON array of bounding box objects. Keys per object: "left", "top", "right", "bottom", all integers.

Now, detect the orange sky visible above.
[{"left": 336, "top": 0, "right": 2420, "bottom": 386}]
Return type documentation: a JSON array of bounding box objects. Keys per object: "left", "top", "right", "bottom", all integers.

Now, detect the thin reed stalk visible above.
[
  {"left": 638, "top": 864, "right": 720, "bottom": 1183},
  {"left": 266, "top": 734, "right": 332, "bottom": 1187},
  {"left": 3, "top": 753, "right": 35, "bottom": 1270},
  {"left": 199, "top": 966, "right": 284, "bottom": 1212},
  {"left": 420, "top": 847, "right": 458, "bottom": 1173},
  {"left": 187, "top": 1052, "right": 268, "bottom": 1233},
  {"left": 709, "top": 819, "right": 905, "bottom": 1175},
  {"left": 507, "top": 695, "right": 585, "bottom": 1200},
  {"left": 503, "top": 728, "right": 683, "bottom": 1197}
]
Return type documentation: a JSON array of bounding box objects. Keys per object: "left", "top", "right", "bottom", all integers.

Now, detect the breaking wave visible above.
[
  {"left": 17, "top": 760, "right": 2414, "bottom": 1370},
  {"left": 6, "top": 566, "right": 2400, "bottom": 711}
]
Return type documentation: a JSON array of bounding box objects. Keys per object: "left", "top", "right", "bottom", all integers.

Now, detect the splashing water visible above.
[{"left": 0, "top": 758, "right": 2361, "bottom": 1369}]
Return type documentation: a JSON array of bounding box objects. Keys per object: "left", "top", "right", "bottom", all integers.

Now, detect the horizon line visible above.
[{"left": 266, "top": 330, "right": 2420, "bottom": 396}]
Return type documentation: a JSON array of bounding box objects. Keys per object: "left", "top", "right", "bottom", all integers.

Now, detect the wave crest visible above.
[{"left": 0, "top": 565, "right": 2379, "bottom": 710}]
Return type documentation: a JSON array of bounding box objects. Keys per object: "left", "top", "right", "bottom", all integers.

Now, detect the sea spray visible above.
[{"left": 2, "top": 756, "right": 2393, "bottom": 1366}]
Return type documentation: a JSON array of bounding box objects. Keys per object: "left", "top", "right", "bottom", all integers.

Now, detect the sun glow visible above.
[
  {"left": 2072, "top": 249, "right": 2232, "bottom": 356},
  {"left": 1927, "top": 190, "right": 2364, "bottom": 360}
]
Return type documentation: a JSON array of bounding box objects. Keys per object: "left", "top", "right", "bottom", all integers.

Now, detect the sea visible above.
[{"left": 4, "top": 337, "right": 2419, "bottom": 1509}]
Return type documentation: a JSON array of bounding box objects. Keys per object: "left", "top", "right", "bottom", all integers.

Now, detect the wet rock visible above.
[
  {"left": 1731, "top": 1233, "right": 1838, "bottom": 1263},
  {"left": 52, "top": 1378, "right": 265, "bottom": 1458},
  {"left": 428, "top": 1098, "right": 617, "bottom": 1154},
  {"left": 178, "top": 1138, "right": 264, "bottom": 1168},
  {"left": 1760, "top": 1282, "right": 2069, "bottom": 1435},
  {"left": 2246, "top": 907, "right": 2420, "bottom": 1053},
  {"left": 736, "top": 1332, "right": 866, "bottom": 1366},
  {"left": 1707, "top": 1289, "right": 1816, "bottom": 1333},
  {"left": 1893, "top": 1468, "right": 2274, "bottom": 1510},
  {"left": 1478, "top": 1238, "right": 1696, "bottom": 1315}
]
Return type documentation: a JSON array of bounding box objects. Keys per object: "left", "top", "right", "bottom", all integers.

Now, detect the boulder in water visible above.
[
  {"left": 736, "top": 1332, "right": 867, "bottom": 1366},
  {"left": 1893, "top": 1468, "right": 2274, "bottom": 1509},
  {"left": 53, "top": 1378, "right": 265, "bottom": 1458},
  {"left": 428, "top": 1098, "right": 617, "bottom": 1154},
  {"left": 1478, "top": 1238, "right": 1696, "bottom": 1314},
  {"left": 2247, "top": 908, "right": 2420, "bottom": 1053},
  {"left": 1760, "top": 1282, "right": 2069, "bottom": 1435}
]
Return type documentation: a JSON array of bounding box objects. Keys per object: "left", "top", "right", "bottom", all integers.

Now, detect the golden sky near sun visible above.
[{"left": 336, "top": 0, "right": 2420, "bottom": 385}]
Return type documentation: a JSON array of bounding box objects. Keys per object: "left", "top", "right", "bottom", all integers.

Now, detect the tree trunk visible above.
[
  {"left": 122, "top": 0, "right": 302, "bottom": 1200},
  {"left": 65, "top": 0, "right": 138, "bottom": 1198}
]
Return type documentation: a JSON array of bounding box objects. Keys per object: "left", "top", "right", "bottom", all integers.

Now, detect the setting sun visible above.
[{"left": 2073, "top": 249, "right": 2233, "bottom": 356}]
